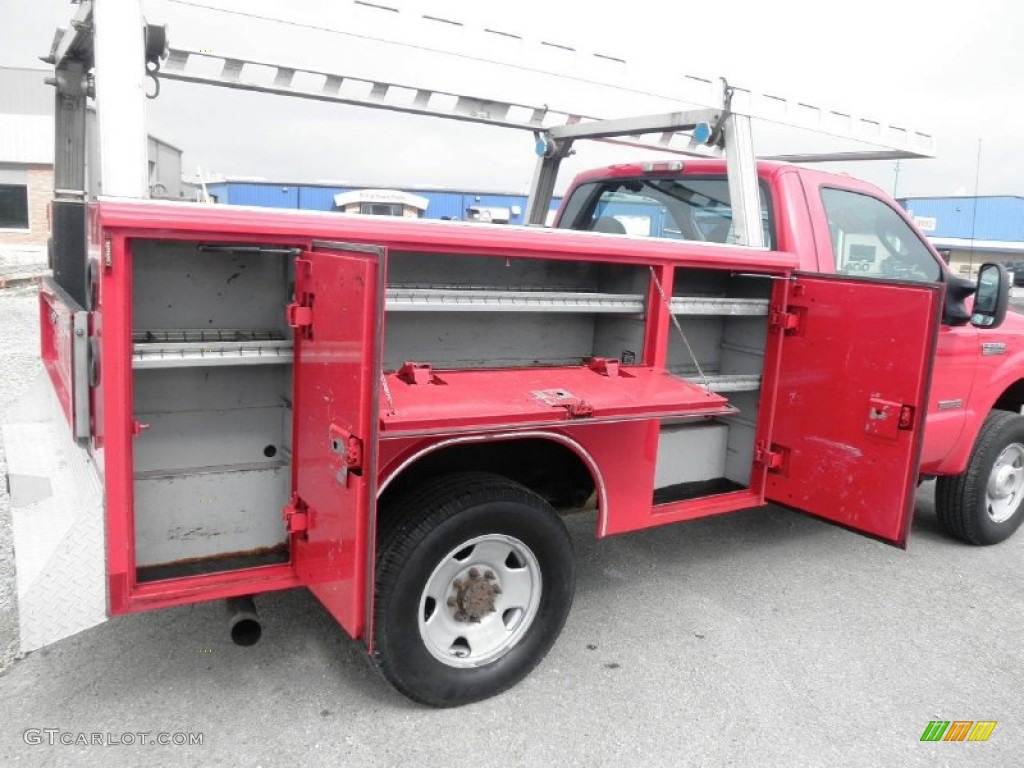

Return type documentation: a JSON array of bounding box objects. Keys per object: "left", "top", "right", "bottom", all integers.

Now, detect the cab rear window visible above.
[{"left": 557, "top": 176, "right": 775, "bottom": 249}]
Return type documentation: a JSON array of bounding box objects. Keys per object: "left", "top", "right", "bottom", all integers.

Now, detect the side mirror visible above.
[{"left": 972, "top": 262, "right": 1010, "bottom": 328}]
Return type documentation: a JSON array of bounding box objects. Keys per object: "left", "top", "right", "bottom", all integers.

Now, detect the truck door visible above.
[
  {"left": 764, "top": 274, "right": 942, "bottom": 546},
  {"left": 288, "top": 241, "right": 385, "bottom": 637}
]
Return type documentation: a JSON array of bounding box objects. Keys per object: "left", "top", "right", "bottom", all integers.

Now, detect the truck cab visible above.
[{"left": 556, "top": 159, "right": 1023, "bottom": 545}]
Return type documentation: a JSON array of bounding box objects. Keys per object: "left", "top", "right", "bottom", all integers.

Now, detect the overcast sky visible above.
[{"left": 4, "top": 0, "right": 1023, "bottom": 198}]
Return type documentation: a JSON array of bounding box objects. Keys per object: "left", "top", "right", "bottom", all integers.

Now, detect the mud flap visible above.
[{"left": 3, "top": 372, "right": 106, "bottom": 652}]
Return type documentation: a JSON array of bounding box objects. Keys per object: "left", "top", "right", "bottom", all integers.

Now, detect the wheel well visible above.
[
  {"left": 378, "top": 438, "right": 597, "bottom": 517},
  {"left": 993, "top": 379, "right": 1024, "bottom": 414}
]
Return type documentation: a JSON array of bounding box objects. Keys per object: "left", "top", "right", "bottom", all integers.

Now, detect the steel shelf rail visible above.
[
  {"left": 669, "top": 371, "right": 763, "bottom": 394},
  {"left": 384, "top": 288, "right": 646, "bottom": 313},
  {"left": 129, "top": 293, "right": 769, "bottom": 368}
]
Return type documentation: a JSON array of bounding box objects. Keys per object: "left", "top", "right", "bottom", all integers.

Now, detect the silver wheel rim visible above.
[
  {"left": 986, "top": 442, "right": 1024, "bottom": 523},
  {"left": 418, "top": 534, "right": 542, "bottom": 668}
]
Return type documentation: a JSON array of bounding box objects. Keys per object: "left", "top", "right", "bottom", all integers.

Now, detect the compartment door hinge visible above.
[
  {"left": 756, "top": 442, "right": 786, "bottom": 471},
  {"left": 286, "top": 302, "right": 313, "bottom": 330},
  {"left": 769, "top": 308, "right": 800, "bottom": 333},
  {"left": 397, "top": 361, "right": 434, "bottom": 385},
  {"left": 282, "top": 495, "right": 309, "bottom": 532},
  {"left": 282, "top": 494, "right": 310, "bottom": 533},
  {"left": 287, "top": 257, "right": 314, "bottom": 334}
]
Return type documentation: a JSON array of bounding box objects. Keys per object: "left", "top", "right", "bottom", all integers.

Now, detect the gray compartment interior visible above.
[
  {"left": 384, "top": 252, "right": 648, "bottom": 370},
  {"left": 658, "top": 269, "right": 771, "bottom": 491},
  {"left": 131, "top": 240, "right": 295, "bottom": 573},
  {"left": 132, "top": 241, "right": 293, "bottom": 332},
  {"left": 386, "top": 254, "right": 771, "bottom": 494},
  {"left": 128, "top": 240, "right": 774, "bottom": 571}
]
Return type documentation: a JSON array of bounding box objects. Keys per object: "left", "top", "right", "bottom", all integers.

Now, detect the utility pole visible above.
[{"left": 968, "top": 137, "right": 983, "bottom": 273}]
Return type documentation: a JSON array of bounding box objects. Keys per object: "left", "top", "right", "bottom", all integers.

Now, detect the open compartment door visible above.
[
  {"left": 289, "top": 242, "right": 385, "bottom": 636},
  {"left": 764, "top": 274, "right": 942, "bottom": 546}
]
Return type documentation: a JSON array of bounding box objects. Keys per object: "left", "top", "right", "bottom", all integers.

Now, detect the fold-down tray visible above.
[{"left": 379, "top": 363, "right": 733, "bottom": 436}]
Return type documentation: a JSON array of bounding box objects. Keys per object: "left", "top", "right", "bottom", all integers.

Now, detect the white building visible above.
[{"left": 0, "top": 66, "right": 54, "bottom": 271}]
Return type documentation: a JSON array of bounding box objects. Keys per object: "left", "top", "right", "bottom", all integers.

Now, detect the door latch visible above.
[
  {"left": 865, "top": 398, "right": 913, "bottom": 441},
  {"left": 531, "top": 389, "right": 594, "bottom": 419},
  {"left": 330, "top": 423, "right": 364, "bottom": 482}
]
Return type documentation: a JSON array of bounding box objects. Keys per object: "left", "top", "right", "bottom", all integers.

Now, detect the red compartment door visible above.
[
  {"left": 764, "top": 274, "right": 941, "bottom": 547},
  {"left": 290, "top": 242, "right": 384, "bottom": 637}
]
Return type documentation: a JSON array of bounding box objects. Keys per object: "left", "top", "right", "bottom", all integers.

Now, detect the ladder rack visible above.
[
  {"left": 158, "top": 47, "right": 720, "bottom": 159},
  {"left": 150, "top": 43, "right": 934, "bottom": 244},
  {"left": 156, "top": 45, "right": 935, "bottom": 162},
  {"left": 47, "top": 0, "right": 937, "bottom": 251}
]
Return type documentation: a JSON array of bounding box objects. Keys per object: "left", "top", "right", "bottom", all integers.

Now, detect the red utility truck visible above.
[{"left": 7, "top": 0, "right": 1017, "bottom": 708}]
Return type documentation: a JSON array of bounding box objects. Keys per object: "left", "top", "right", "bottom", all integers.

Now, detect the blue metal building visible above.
[
  {"left": 898, "top": 196, "right": 1024, "bottom": 244},
  {"left": 203, "top": 180, "right": 562, "bottom": 225},
  {"left": 898, "top": 196, "right": 1024, "bottom": 275}
]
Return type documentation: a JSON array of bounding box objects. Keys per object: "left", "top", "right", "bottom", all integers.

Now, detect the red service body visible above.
[{"left": 36, "top": 189, "right": 943, "bottom": 635}]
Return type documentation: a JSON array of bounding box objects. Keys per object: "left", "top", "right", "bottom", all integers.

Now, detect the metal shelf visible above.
[
  {"left": 385, "top": 288, "right": 768, "bottom": 316},
  {"left": 669, "top": 297, "right": 769, "bottom": 316},
  {"left": 132, "top": 329, "right": 286, "bottom": 343},
  {"left": 672, "top": 372, "right": 762, "bottom": 393},
  {"left": 132, "top": 329, "right": 292, "bottom": 369},
  {"left": 385, "top": 288, "right": 645, "bottom": 313}
]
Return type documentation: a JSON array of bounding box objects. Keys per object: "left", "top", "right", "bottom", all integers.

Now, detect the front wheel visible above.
[
  {"left": 373, "top": 472, "right": 575, "bottom": 707},
  {"left": 936, "top": 410, "right": 1024, "bottom": 545}
]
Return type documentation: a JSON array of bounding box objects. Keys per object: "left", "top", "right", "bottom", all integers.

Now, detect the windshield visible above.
[{"left": 556, "top": 176, "right": 775, "bottom": 248}]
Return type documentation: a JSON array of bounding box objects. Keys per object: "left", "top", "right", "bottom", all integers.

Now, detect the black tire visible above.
[
  {"left": 936, "top": 410, "right": 1024, "bottom": 545},
  {"left": 373, "top": 472, "right": 575, "bottom": 707}
]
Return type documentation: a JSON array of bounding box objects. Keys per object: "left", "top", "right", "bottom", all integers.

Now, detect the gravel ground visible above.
[
  {"left": 0, "top": 284, "right": 1022, "bottom": 765},
  {"left": 0, "top": 283, "right": 42, "bottom": 670},
  {"left": 0, "top": 490, "right": 1021, "bottom": 767}
]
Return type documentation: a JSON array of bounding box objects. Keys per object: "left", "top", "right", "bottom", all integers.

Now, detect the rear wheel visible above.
[
  {"left": 373, "top": 472, "right": 575, "bottom": 707},
  {"left": 936, "top": 410, "right": 1024, "bottom": 545}
]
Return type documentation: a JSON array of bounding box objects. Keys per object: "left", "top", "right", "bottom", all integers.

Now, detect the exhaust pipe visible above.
[{"left": 226, "top": 596, "right": 262, "bottom": 646}]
